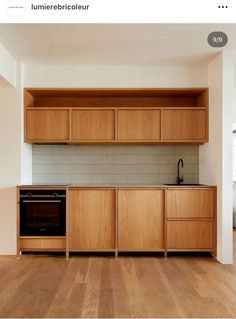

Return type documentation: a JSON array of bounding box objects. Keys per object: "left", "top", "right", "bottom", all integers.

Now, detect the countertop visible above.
[{"left": 17, "top": 184, "right": 216, "bottom": 188}]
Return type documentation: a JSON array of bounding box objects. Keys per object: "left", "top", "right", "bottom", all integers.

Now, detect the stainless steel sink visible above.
[{"left": 164, "top": 184, "right": 204, "bottom": 186}]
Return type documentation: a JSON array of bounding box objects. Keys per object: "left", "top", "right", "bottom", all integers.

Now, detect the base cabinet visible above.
[
  {"left": 167, "top": 221, "right": 214, "bottom": 249},
  {"left": 166, "top": 188, "right": 214, "bottom": 218},
  {"left": 166, "top": 188, "right": 216, "bottom": 251},
  {"left": 19, "top": 237, "right": 66, "bottom": 251},
  {"left": 118, "top": 189, "right": 164, "bottom": 250},
  {"left": 69, "top": 189, "right": 115, "bottom": 250},
  {"left": 17, "top": 186, "right": 216, "bottom": 257}
]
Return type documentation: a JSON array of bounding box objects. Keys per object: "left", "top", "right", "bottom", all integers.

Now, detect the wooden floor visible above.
[{"left": 0, "top": 232, "right": 236, "bottom": 318}]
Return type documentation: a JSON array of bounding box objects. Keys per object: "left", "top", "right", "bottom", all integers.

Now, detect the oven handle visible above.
[{"left": 22, "top": 200, "right": 62, "bottom": 203}]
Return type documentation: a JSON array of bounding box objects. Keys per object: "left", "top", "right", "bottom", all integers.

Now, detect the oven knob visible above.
[
  {"left": 53, "top": 192, "right": 58, "bottom": 197},
  {"left": 27, "top": 192, "right": 32, "bottom": 198}
]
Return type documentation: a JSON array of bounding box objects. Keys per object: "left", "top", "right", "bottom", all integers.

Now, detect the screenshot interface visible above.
[{"left": 0, "top": 1, "right": 236, "bottom": 319}]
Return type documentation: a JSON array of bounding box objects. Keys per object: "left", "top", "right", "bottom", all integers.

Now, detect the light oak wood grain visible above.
[
  {"left": 71, "top": 109, "right": 115, "bottom": 140},
  {"left": 118, "top": 189, "right": 164, "bottom": 249},
  {"left": 196, "top": 89, "right": 209, "bottom": 108},
  {"left": 0, "top": 230, "right": 235, "bottom": 318},
  {"left": 69, "top": 189, "right": 115, "bottom": 250},
  {"left": 32, "top": 97, "right": 200, "bottom": 108},
  {"left": 166, "top": 188, "right": 214, "bottom": 218},
  {"left": 24, "top": 89, "right": 34, "bottom": 108},
  {"left": 117, "top": 109, "right": 161, "bottom": 140},
  {"left": 26, "top": 109, "right": 69, "bottom": 141},
  {"left": 24, "top": 88, "right": 209, "bottom": 144},
  {"left": 20, "top": 238, "right": 66, "bottom": 250},
  {"left": 24, "top": 87, "right": 208, "bottom": 100},
  {"left": 167, "top": 220, "right": 213, "bottom": 249},
  {"left": 162, "top": 109, "right": 207, "bottom": 141}
]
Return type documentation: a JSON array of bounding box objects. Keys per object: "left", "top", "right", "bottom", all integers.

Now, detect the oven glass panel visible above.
[
  {"left": 24, "top": 202, "right": 61, "bottom": 228},
  {"left": 20, "top": 193, "right": 66, "bottom": 236}
]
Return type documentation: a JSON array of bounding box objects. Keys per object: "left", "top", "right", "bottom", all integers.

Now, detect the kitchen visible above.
[{"left": 0, "top": 24, "right": 235, "bottom": 318}]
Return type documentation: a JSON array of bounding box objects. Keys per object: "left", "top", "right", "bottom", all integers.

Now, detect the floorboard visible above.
[{"left": 0, "top": 231, "right": 235, "bottom": 318}]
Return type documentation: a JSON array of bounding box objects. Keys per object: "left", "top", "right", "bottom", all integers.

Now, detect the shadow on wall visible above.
[
  {"left": 0, "top": 186, "right": 17, "bottom": 254},
  {"left": 234, "top": 183, "right": 236, "bottom": 228},
  {"left": 233, "top": 123, "right": 236, "bottom": 228}
]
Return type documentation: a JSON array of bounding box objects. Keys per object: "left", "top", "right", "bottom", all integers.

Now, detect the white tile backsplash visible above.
[{"left": 32, "top": 145, "right": 199, "bottom": 185}]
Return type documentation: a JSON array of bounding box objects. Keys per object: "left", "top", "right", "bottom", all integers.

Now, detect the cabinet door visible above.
[
  {"left": 118, "top": 189, "right": 164, "bottom": 249},
  {"left": 117, "top": 110, "right": 161, "bottom": 140},
  {"left": 167, "top": 220, "right": 213, "bottom": 249},
  {"left": 162, "top": 109, "right": 206, "bottom": 141},
  {"left": 167, "top": 189, "right": 214, "bottom": 218},
  {"left": 69, "top": 189, "right": 115, "bottom": 250},
  {"left": 71, "top": 110, "right": 115, "bottom": 140},
  {"left": 26, "top": 109, "right": 69, "bottom": 141}
]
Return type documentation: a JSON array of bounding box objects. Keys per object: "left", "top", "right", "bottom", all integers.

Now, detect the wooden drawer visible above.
[
  {"left": 20, "top": 238, "right": 66, "bottom": 250},
  {"left": 167, "top": 220, "right": 214, "bottom": 249},
  {"left": 167, "top": 189, "right": 214, "bottom": 218}
]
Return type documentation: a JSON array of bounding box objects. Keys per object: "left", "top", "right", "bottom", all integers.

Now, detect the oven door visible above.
[{"left": 20, "top": 198, "right": 66, "bottom": 236}]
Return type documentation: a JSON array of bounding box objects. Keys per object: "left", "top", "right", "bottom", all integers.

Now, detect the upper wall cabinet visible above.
[
  {"left": 117, "top": 109, "right": 161, "bottom": 141},
  {"left": 71, "top": 109, "right": 115, "bottom": 141},
  {"left": 24, "top": 88, "right": 209, "bottom": 144},
  {"left": 26, "top": 109, "right": 70, "bottom": 142},
  {"left": 162, "top": 109, "right": 207, "bottom": 141}
]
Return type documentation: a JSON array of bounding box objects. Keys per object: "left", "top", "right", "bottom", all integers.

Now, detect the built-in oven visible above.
[{"left": 19, "top": 189, "right": 66, "bottom": 236}]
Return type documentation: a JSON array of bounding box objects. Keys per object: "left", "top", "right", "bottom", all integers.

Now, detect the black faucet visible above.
[{"left": 177, "top": 158, "right": 184, "bottom": 184}]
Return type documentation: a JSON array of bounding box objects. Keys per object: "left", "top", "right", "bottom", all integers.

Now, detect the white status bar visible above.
[{"left": 0, "top": 0, "right": 235, "bottom": 23}]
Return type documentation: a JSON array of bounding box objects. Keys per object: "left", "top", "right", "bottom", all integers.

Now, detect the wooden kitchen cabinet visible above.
[
  {"left": 117, "top": 109, "right": 161, "bottom": 140},
  {"left": 19, "top": 237, "right": 66, "bottom": 251},
  {"left": 69, "top": 189, "right": 115, "bottom": 250},
  {"left": 24, "top": 88, "right": 209, "bottom": 144},
  {"left": 25, "top": 109, "right": 69, "bottom": 142},
  {"left": 162, "top": 109, "right": 207, "bottom": 142},
  {"left": 167, "top": 220, "right": 213, "bottom": 249},
  {"left": 166, "top": 188, "right": 214, "bottom": 218},
  {"left": 71, "top": 109, "right": 115, "bottom": 141},
  {"left": 166, "top": 187, "right": 216, "bottom": 251},
  {"left": 118, "top": 189, "right": 164, "bottom": 250}
]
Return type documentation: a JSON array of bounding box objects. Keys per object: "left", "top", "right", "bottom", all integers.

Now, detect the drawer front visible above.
[
  {"left": 20, "top": 238, "right": 66, "bottom": 250},
  {"left": 167, "top": 189, "right": 214, "bottom": 218},
  {"left": 167, "top": 220, "right": 214, "bottom": 249}
]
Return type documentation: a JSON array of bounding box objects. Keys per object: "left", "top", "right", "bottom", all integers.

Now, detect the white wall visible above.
[
  {"left": 20, "top": 65, "right": 32, "bottom": 184},
  {"left": 233, "top": 89, "right": 236, "bottom": 122},
  {"left": 0, "top": 51, "right": 31, "bottom": 254},
  {"left": 24, "top": 64, "right": 208, "bottom": 87},
  {"left": 0, "top": 43, "right": 16, "bottom": 87},
  {"left": 199, "top": 51, "right": 234, "bottom": 264},
  {"left": 0, "top": 66, "right": 21, "bottom": 254}
]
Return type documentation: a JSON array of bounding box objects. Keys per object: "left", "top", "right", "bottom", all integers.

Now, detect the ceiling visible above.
[{"left": 0, "top": 24, "right": 236, "bottom": 66}]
